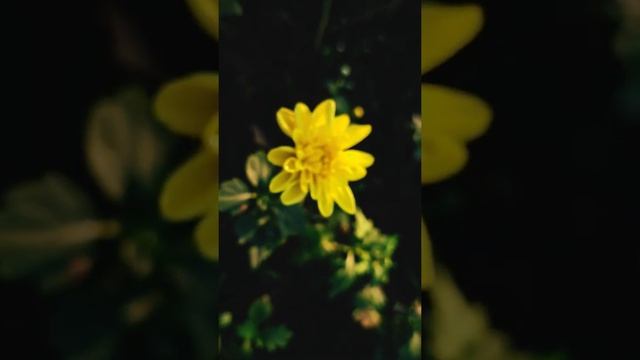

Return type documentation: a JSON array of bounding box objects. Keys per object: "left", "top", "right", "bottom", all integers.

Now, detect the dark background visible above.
[
  {"left": 424, "top": 0, "right": 639, "bottom": 358},
  {"left": 1, "top": 0, "right": 216, "bottom": 358}
]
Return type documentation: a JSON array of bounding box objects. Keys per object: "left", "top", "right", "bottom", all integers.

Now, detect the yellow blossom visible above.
[
  {"left": 422, "top": 3, "right": 492, "bottom": 289},
  {"left": 154, "top": 0, "right": 218, "bottom": 260},
  {"left": 267, "top": 99, "right": 374, "bottom": 218}
]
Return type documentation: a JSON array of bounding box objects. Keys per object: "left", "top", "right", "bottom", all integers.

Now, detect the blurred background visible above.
[
  {"left": 424, "top": 0, "right": 639, "bottom": 358},
  {"left": 2, "top": 1, "right": 218, "bottom": 358}
]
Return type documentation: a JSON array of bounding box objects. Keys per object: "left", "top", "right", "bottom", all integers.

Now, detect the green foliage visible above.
[
  {"left": 325, "top": 210, "right": 398, "bottom": 298},
  {"left": 219, "top": 178, "right": 255, "bottom": 212},
  {"left": 220, "top": 153, "right": 410, "bottom": 355},
  {"left": 220, "top": 151, "right": 307, "bottom": 268},
  {"left": 259, "top": 325, "right": 293, "bottom": 352},
  {"left": 234, "top": 295, "right": 293, "bottom": 355},
  {"left": 245, "top": 152, "right": 271, "bottom": 188}
]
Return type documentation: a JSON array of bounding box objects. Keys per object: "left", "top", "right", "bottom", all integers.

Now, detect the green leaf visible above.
[
  {"left": 245, "top": 152, "right": 271, "bottom": 187},
  {"left": 273, "top": 204, "right": 306, "bottom": 237},
  {"left": 248, "top": 246, "right": 272, "bottom": 269},
  {"left": 329, "top": 269, "right": 356, "bottom": 298},
  {"left": 354, "top": 209, "right": 374, "bottom": 239},
  {"left": 234, "top": 211, "right": 259, "bottom": 244},
  {"left": 248, "top": 295, "right": 272, "bottom": 325},
  {"left": 260, "top": 325, "right": 293, "bottom": 352},
  {"left": 0, "top": 174, "right": 119, "bottom": 280},
  {"left": 85, "top": 100, "right": 131, "bottom": 201},
  {"left": 219, "top": 178, "right": 255, "bottom": 212},
  {"left": 220, "top": 0, "right": 243, "bottom": 17},
  {"left": 236, "top": 321, "right": 258, "bottom": 340}
]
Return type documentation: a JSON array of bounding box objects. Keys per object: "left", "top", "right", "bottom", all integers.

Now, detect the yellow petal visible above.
[
  {"left": 341, "top": 150, "right": 375, "bottom": 168},
  {"left": 312, "top": 99, "right": 336, "bottom": 127},
  {"left": 337, "top": 166, "right": 367, "bottom": 182},
  {"left": 334, "top": 184, "right": 356, "bottom": 214},
  {"left": 422, "top": 84, "right": 492, "bottom": 142},
  {"left": 332, "top": 114, "right": 350, "bottom": 135},
  {"left": 203, "top": 118, "right": 219, "bottom": 155},
  {"left": 422, "top": 130, "right": 468, "bottom": 184},
  {"left": 422, "top": 4, "right": 483, "bottom": 73},
  {"left": 269, "top": 171, "right": 293, "bottom": 193},
  {"left": 309, "top": 176, "right": 318, "bottom": 200},
  {"left": 160, "top": 151, "right": 217, "bottom": 221},
  {"left": 186, "top": 0, "right": 219, "bottom": 39},
  {"left": 294, "top": 102, "right": 311, "bottom": 131},
  {"left": 155, "top": 73, "right": 218, "bottom": 137},
  {"left": 276, "top": 108, "right": 296, "bottom": 137},
  {"left": 267, "top": 146, "right": 296, "bottom": 166},
  {"left": 283, "top": 158, "right": 302, "bottom": 173},
  {"left": 280, "top": 182, "right": 307, "bottom": 205},
  {"left": 340, "top": 124, "right": 372, "bottom": 149},
  {"left": 422, "top": 219, "right": 435, "bottom": 290},
  {"left": 195, "top": 210, "right": 218, "bottom": 261},
  {"left": 317, "top": 182, "right": 334, "bottom": 217}
]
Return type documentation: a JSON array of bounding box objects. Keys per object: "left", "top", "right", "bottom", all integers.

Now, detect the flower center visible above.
[
  {"left": 300, "top": 143, "right": 338, "bottom": 177},
  {"left": 283, "top": 141, "right": 338, "bottom": 181}
]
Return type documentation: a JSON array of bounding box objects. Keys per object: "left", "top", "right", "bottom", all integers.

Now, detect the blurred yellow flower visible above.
[
  {"left": 154, "top": 0, "right": 218, "bottom": 260},
  {"left": 267, "top": 99, "right": 374, "bottom": 218},
  {"left": 187, "top": 0, "right": 219, "bottom": 39},
  {"left": 422, "top": 3, "right": 492, "bottom": 289}
]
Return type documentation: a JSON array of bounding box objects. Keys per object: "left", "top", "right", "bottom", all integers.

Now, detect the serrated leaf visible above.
[
  {"left": 219, "top": 178, "right": 255, "bottom": 212},
  {"left": 245, "top": 152, "right": 271, "bottom": 187},
  {"left": 260, "top": 325, "right": 292, "bottom": 352}
]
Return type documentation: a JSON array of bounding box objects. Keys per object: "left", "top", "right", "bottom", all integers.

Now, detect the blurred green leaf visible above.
[
  {"left": 220, "top": 178, "right": 255, "bottom": 212},
  {"left": 354, "top": 209, "right": 375, "bottom": 239},
  {"left": 85, "top": 100, "right": 130, "bottom": 201},
  {"left": 234, "top": 211, "right": 259, "bottom": 244},
  {"left": 85, "top": 88, "right": 164, "bottom": 201},
  {"left": 248, "top": 295, "right": 273, "bottom": 325},
  {"left": 221, "top": 0, "right": 243, "bottom": 17},
  {"left": 0, "top": 174, "right": 118, "bottom": 279},
  {"left": 245, "top": 151, "right": 271, "bottom": 187},
  {"left": 272, "top": 204, "right": 306, "bottom": 237},
  {"left": 237, "top": 321, "right": 258, "bottom": 340},
  {"left": 329, "top": 269, "right": 356, "bottom": 298},
  {"left": 260, "top": 325, "right": 293, "bottom": 352}
]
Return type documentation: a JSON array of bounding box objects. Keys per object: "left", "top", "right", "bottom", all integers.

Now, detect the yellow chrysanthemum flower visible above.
[
  {"left": 422, "top": 3, "right": 492, "bottom": 289},
  {"left": 267, "top": 99, "right": 374, "bottom": 218},
  {"left": 154, "top": 0, "right": 219, "bottom": 260}
]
